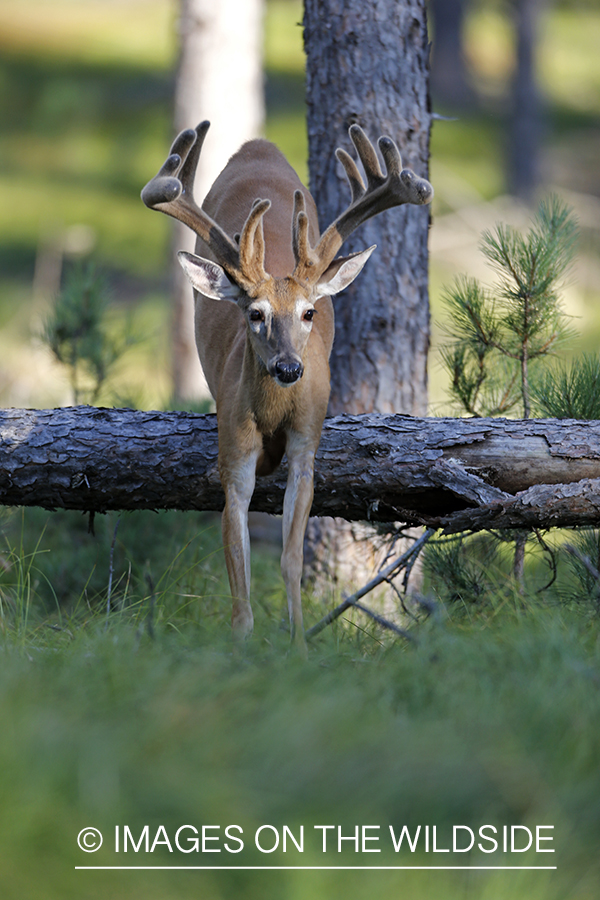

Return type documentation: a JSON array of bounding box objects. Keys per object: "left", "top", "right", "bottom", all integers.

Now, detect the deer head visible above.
[{"left": 141, "top": 121, "right": 433, "bottom": 387}]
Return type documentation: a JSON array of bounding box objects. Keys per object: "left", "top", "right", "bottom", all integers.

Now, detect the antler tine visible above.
[
  {"left": 291, "top": 190, "right": 320, "bottom": 275},
  {"left": 292, "top": 189, "right": 305, "bottom": 249},
  {"left": 377, "top": 133, "right": 432, "bottom": 205},
  {"left": 177, "top": 120, "right": 210, "bottom": 196},
  {"left": 377, "top": 135, "right": 402, "bottom": 177},
  {"left": 238, "top": 198, "right": 271, "bottom": 284},
  {"left": 310, "top": 124, "right": 434, "bottom": 279},
  {"left": 348, "top": 125, "right": 385, "bottom": 190},
  {"left": 335, "top": 149, "right": 366, "bottom": 204},
  {"left": 141, "top": 121, "right": 241, "bottom": 279},
  {"left": 140, "top": 129, "right": 197, "bottom": 209}
]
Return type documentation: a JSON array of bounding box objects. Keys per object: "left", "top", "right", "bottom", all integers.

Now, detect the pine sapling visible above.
[
  {"left": 532, "top": 353, "right": 600, "bottom": 421},
  {"left": 42, "top": 264, "right": 137, "bottom": 405},
  {"left": 442, "top": 196, "right": 578, "bottom": 418},
  {"left": 434, "top": 197, "right": 578, "bottom": 597}
]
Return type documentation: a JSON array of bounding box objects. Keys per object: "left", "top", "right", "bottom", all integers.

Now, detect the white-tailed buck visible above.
[{"left": 142, "top": 121, "right": 432, "bottom": 652}]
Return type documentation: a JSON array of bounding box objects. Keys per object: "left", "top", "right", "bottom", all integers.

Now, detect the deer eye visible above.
[
  {"left": 303, "top": 308, "right": 315, "bottom": 322},
  {"left": 249, "top": 308, "right": 264, "bottom": 322}
]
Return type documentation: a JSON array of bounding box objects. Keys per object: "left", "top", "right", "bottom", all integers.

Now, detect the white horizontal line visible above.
[{"left": 75, "top": 865, "right": 558, "bottom": 871}]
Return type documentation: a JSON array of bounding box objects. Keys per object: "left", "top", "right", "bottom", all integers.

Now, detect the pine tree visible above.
[
  {"left": 441, "top": 197, "right": 578, "bottom": 419},
  {"left": 427, "top": 198, "right": 581, "bottom": 601},
  {"left": 42, "top": 264, "right": 136, "bottom": 405}
]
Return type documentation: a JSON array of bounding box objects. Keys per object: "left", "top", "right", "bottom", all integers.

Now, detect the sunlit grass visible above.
[
  {"left": 264, "top": 0, "right": 304, "bottom": 75},
  {"left": 2, "top": 172, "right": 168, "bottom": 275},
  {"left": 265, "top": 111, "right": 308, "bottom": 185},
  {"left": 541, "top": 10, "right": 600, "bottom": 116},
  {"left": 0, "top": 0, "right": 175, "bottom": 70},
  {"left": 463, "top": 6, "right": 600, "bottom": 117},
  {"left": 429, "top": 117, "right": 505, "bottom": 210}
]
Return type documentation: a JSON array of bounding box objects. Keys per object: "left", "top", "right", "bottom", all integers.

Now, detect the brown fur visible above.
[
  {"left": 141, "top": 123, "right": 433, "bottom": 652},
  {"left": 190, "top": 142, "right": 341, "bottom": 651}
]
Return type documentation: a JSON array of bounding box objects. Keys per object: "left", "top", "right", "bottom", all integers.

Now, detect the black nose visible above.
[{"left": 272, "top": 360, "right": 304, "bottom": 384}]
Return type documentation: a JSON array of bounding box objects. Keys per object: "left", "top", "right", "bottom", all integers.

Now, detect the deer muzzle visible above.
[{"left": 270, "top": 359, "right": 304, "bottom": 385}]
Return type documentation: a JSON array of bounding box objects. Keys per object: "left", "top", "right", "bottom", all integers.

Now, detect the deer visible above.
[{"left": 141, "top": 120, "right": 433, "bottom": 653}]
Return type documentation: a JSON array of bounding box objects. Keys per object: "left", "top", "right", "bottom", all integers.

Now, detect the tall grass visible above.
[{"left": 0, "top": 508, "right": 600, "bottom": 898}]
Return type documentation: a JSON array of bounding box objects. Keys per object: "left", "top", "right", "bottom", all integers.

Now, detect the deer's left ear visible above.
[{"left": 315, "top": 245, "right": 376, "bottom": 297}]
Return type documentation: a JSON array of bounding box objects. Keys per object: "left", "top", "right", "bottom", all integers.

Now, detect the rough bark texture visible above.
[
  {"left": 303, "top": 0, "right": 432, "bottom": 595},
  {"left": 304, "top": 0, "right": 431, "bottom": 416},
  {"left": 170, "top": 0, "right": 265, "bottom": 401},
  {"left": 3, "top": 407, "right": 600, "bottom": 534}
]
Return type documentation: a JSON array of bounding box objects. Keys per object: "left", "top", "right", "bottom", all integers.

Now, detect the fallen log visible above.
[{"left": 2, "top": 406, "right": 600, "bottom": 531}]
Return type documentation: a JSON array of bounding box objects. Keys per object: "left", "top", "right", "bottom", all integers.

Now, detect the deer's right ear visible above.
[{"left": 177, "top": 251, "right": 243, "bottom": 302}]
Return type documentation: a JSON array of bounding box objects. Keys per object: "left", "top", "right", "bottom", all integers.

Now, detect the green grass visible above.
[
  {"left": 1, "top": 542, "right": 600, "bottom": 897},
  {"left": 541, "top": 9, "right": 600, "bottom": 117},
  {"left": 265, "top": 0, "right": 305, "bottom": 76},
  {"left": 429, "top": 115, "right": 506, "bottom": 209},
  {"left": 0, "top": 0, "right": 175, "bottom": 71},
  {"left": 0, "top": 508, "right": 598, "bottom": 897}
]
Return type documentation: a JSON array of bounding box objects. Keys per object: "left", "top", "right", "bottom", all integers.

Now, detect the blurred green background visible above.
[
  {"left": 1, "top": 1, "right": 600, "bottom": 898},
  {"left": 0, "top": 0, "right": 598, "bottom": 410}
]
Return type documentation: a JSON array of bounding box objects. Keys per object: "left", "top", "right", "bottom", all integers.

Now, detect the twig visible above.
[
  {"left": 564, "top": 544, "right": 600, "bottom": 609},
  {"left": 534, "top": 529, "right": 557, "bottom": 593},
  {"left": 145, "top": 573, "right": 156, "bottom": 641},
  {"left": 379, "top": 533, "right": 401, "bottom": 569},
  {"left": 385, "top": 575, "right": 418, "bottom": 621},
  {"left": 513, "top": 532, "right": 527, "bottom": 593},
  {"left": 106, "top": 517, "right": 120, "bottom": 620},
  {"left": 306, "top": 527, "right": 435, "bottom": 640},
  {"left": 378, "top": 527, "right": 412, "bottom": 570},
  {"left": 564, "top": 544, "right": 600, "bottom": 583},
  {"left": 351, "top": 601, "right": 416, "bottom": 642},
  {"left": 402, "top": 538, "right": 425, "bottom": 592}
]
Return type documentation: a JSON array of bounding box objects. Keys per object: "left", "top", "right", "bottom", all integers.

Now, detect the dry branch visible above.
[
  {"left": 306, "top": 528, "right": 435, "bottom": 640},
  {"left": 2, "top": 406, "right": 600, "bottom": 531}
]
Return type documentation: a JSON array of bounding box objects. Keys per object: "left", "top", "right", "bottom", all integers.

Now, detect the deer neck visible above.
[{"left": 241, "top": 336, "right": 298, "bottom": 436}]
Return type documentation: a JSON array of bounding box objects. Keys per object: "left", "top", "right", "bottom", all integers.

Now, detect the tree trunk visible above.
[
  {"left": 303, "top": 0, "right": 432, "bottom": 599},
  {"left": 304, "top": 0, "right": 431, "bottom": 416},
  {"left": 4, "top": 407, "right": 600, "bottom": 534},
  {"left": 171, "top": 0, "right": 265, "bottom": 402}
]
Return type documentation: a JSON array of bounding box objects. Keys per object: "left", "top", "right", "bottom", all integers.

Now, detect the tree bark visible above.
[
  {"left": 3, "top": 407, "right": 600, "bottom": 533},
  {"left": 171, "top": 0, "right": 265, "bottom": 401},
  {"left": 303, "top": 0, "right": 432, "bottom": 595},
  {"left": 304, "top": 0, "right": 431, "bottom": 417}
]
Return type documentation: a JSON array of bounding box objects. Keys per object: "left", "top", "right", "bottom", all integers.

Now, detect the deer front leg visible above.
[
  {"left": 220, "top": 449, "right": 260, "bottom": 642},
  {"left": 281, "top": 431, "right": 317, "bottom": 656}
]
